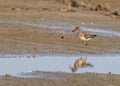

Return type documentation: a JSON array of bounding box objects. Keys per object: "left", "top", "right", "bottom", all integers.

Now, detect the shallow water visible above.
[
  {"left": 0, "top": 54, "right": 120, "bottom": 77},
  {"left": 0, "top": 19, "right": 120, "bottom": 37}
]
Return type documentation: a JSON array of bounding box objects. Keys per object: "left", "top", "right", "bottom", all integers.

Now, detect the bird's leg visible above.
[
  {"left": 81, "top": 41, "right": 88, "bottom": 47},
  {"left": 80, "top": 41, "right": 84, "bottom": 47},
  {"left": 85, "top": 41, "right": 88, "bottom": 46}
]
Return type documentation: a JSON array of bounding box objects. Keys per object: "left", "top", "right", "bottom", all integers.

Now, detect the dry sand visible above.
[{"left": 0, "top": 0, "right": 120, "bottom": 86}]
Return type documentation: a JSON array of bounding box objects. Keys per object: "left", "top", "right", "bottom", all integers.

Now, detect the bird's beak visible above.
[{"left": 72, "top": 29, "right": 76, "bottom": 32}]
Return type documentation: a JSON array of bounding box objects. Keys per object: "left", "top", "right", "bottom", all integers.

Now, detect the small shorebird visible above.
[
  {"left": 72, "top": 26, "right": 97, "bottom": 46},
  {"left": 70, "top": 57, "right": 93, "bottom": 73}
]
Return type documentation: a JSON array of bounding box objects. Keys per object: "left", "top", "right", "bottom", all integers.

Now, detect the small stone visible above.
[
  {"left": 82, "top": 22, "right": 85, "bottom": 25},
  {"left": 61, "top": 36, "right": 64, "bottom": 39},
  {"left": 90, "top": 22, "right": 94, "bottom": 25},
  {"left": 41, "top": 18, "right": 45, "bottom": 21},
  {"left": 5, "top": 74, "right": 11, "bottom": 78},
  {"left": 12, "top": 7, "right": 16, "bottom": 10}
]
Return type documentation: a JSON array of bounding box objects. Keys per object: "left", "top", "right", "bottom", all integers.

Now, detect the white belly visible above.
[{"left": 80, "top": 36, "right": 91, "bottom": 41}]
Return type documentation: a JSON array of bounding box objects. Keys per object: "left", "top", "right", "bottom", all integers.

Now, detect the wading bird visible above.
[{"left": 72, "top": 26, "right": 97, "bottom": 46}]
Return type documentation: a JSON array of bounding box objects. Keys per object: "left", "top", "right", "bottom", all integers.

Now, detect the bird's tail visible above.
[
  {"left": 90, "top": 35, "right": 97, "bottom": 38},
  {"left": 87, "top": 63, "right": 94, "bottom": 67}
]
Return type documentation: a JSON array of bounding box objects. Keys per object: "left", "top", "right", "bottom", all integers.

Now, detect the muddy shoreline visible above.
[
  {"left": 0, "top": 17, "right": 120, "bottom": 55},
  {"left": 0, "top": 0, "right": 120, "bottom": 86},
  {"left": 1, "top": 72, "right": 120, "bottom": 86},
  {"left": 0, "top": 0, "right": 120, "bottom": 55}
]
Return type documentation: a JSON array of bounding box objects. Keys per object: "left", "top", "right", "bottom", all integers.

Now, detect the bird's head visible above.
[{"left": 72, "top": 26, "right": 80, "bottom": 32}]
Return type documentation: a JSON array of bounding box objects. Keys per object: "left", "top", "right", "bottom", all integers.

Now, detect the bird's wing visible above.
[{"left": 83, "top": 32, "right": 91, "bottom": 39}]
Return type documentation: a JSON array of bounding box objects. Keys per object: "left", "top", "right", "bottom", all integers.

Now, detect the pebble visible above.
[
  {"left": 41, "top": 18, "right": 45, "bottom": 21},
  {"left": 82, "top": 22, "right": 85, "bottom": 25}
]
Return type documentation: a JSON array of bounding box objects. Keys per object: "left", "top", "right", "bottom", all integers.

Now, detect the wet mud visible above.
[{"left": 0, "top": 0, "right": 120, "bottom": 86}]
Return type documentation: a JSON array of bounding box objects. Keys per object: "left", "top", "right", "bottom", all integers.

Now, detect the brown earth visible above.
[
  {"left": 0, "top": 0, "right": 120, "bottom": 86},
  {"left": 1, "top": 72, "right": 120, "bottom": 86},
  {"left": 0, "top": 0, "right": 120, "bottom": 55}
]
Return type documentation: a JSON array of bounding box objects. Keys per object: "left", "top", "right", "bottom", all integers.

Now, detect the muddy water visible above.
[
  {"left": 0, "top": 19, "right": 120, "bottom": 37},
  {"left": 0, "top": 54, "right": 120, "bottom": 77}
]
